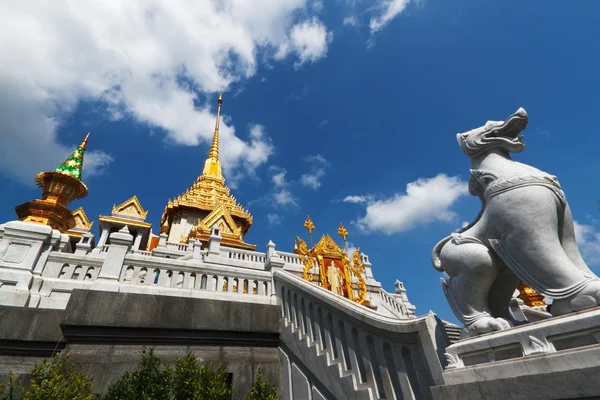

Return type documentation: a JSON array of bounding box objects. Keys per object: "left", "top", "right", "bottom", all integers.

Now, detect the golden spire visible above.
[
  {"left": 338, "top": 222, "right": 348, "bottom": 241},
  {"left": 80, "top": 132, "right": 90, "bottom": 151},
  {"left": 304, "top": 216, "right": 315, "bottom": 246},
  {"left": 202, "top": 93, "right": 223, "bottom": 179}
]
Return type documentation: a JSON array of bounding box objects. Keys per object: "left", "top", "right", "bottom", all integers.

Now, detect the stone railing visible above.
[
  {"left": 119, "top": 254, "right": 274, "bottom": 298},
  {"left": 274, "top": 270, "right": 446, "bottom": 400},
  {"left": 44, "top": 252, "right": 104, "bottom": 282},
  {"left": 277, "top": 251, "right": 303, "bottom": 266},
  {"left": 222, "top": 247, "right": 266, "bottom": 264},
  {"left": 378, "top": 288, "right": 408, "bottom": 318},
  {"left": 166, "top": 241, "right": 189, "bottom": 252},
  {"left": 131, "top": 249, "right": 153, "bottom": 256},
  {"left": 443, "top": 307, "right": 600, "bottom": 370}
]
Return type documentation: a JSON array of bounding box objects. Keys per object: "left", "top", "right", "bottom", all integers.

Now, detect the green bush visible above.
[
  {"left": 25, "top": 352, "right": 94, "bottom": 400},
  {"left": 245, "top": 370, "right": 280, "bottom": 400},
  {"left": 173, "top": 354, "right": 233, "bottom": 400},
  {"left": 102, "top": 347, "right": 172, "bottom": 400},
  {"left": 0, "top": 371, "right": 17, "bottom": 400}
]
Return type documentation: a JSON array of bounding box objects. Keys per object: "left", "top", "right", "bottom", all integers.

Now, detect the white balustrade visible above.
[
  {"left": 223, "top": 247, "right": 266, "bottom": 263},
  {"left": 277, "top": 251, "right": 302, "bottom": 265},
  {"left": 166, "top": 241, "right": 189, "bottom": 252},
  {"left": 275, "top": 270, "right": 443, "bottom": 400},
  {"left": 118, "top": 262, "right": 272, "bottom": 296}
]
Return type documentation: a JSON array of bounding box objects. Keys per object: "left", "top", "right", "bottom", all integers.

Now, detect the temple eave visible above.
[{"left": 99, "top": 215, "right": 152, "bottom": 228}]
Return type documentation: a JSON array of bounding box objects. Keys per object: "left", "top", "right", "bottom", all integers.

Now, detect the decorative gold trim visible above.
[
  {"left": 296, "top": 236, "right": 314, "bottom": 282},
  {"left": 297, "top": 230, "right": 368, "bottom": 305},
  {"left": 112, "top": 195, "right": 148, "bottom": 219},
  {"left": 71, "top": 206, "right": 93, "bottom": 230},
  {"left": 99, "top": 215, "right": 151, "bottom": 228}
]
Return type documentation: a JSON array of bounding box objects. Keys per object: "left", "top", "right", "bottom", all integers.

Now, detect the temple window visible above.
[
  {"left": 71, "top": 265, "right": 82, "bottom": 280},
  {"left": 85, "top": 267, "right": 95, "bottom": 281},
  {"left": 59, "top": 264, "right": 69, "bottom": 279}
]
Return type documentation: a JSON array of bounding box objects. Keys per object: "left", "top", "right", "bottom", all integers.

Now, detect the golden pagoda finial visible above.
[
  {"left": 202, "top": 93, "right": 224, "bottom": 179},
  {"left": 304, "top": 216, "right": 315, "bottom": 247},
  {"left": 79, "top": 132, "right": 90, "bottom": 151},
  {"left": 338, "top": 222, "right": 348, "bottom": 252},
  {"left": 338, "top": 222, "right": 348, "bottom": 241}
]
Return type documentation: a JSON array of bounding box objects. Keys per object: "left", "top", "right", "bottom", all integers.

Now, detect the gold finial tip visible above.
[
  {"left": 79, "top": 132, "right": 90, "bottom": 150},
  {"left": 218, "top": 92, "right": 223, "bottom": 103}
]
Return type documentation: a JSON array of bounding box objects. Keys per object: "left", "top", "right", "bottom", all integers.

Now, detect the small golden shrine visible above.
[
  {"left": 295, "top": 217, "right": 368, "bottom": 305},
  {"left": 66, "top": 207, "right": 94, "bottom": 238},
  {"left": 517, "top": 282, "right": 546, "bottom": 308},
  {"left": 159, "top": 93, "right": 255, "bottom": 250},
  {"left": 15, "top": 134, "right": 90, "bottom": 232},
  {"left": 99, "top": 195, "right": 152, "bottom": 251}
]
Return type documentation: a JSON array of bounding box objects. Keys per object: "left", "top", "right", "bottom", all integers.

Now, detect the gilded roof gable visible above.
[
  {"left": 72, "top": 207, "right": 93, "bottom": 230},
  {"left": 112, "top": 195, "right": 148, "bottom": 219}
]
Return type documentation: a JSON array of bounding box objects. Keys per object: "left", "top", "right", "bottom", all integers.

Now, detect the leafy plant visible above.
[
  {"left": 25, "top": 352, "right": 94, "bottom": 400},
  {"left": 172, "top": 354, "right": 232, "bottom": 400},
  {"left": 102, "top": 347, "right": 172, "bottom": 400},
  {"left": 0, "top": 370, "right": 18, "bottom": 400},
  {"left": 245, "top": 370, "right": 280, "bottom": 400}
]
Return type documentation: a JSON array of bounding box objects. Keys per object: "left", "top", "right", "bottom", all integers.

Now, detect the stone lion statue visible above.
[{"left": 432, "top": 108, "right": 599, "bottom": 337}]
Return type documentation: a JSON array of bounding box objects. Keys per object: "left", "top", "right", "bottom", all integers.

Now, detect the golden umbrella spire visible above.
[
  {"left": 208, "top": 92, "right": 223, "bottom": 160},
  {"left": 304, "top": 216, "right": 315, "bottom": 246},
  {"left": 338, "top": 222, "right": 348, "bottom": 252},
  {"left": 202, "top": 93, "right": 224, "bottom": 179}
]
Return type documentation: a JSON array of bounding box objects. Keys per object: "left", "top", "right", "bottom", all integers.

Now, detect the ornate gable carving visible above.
[
  {"left": 112, "top": 195, "right": 148, "bottom": 219},
  {"left": 312, "top": 234, "right": 345, "bottom": 259},
  {"left": 72, "top": 207, "right": 93, "bottom": 230},
  {"left": 199, "top": 204, "right": 242, "bottom": 237}
]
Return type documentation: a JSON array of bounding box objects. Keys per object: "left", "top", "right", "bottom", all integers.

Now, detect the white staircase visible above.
[{"left": 274, "top": 270, "right": 448, "bottom": 400}]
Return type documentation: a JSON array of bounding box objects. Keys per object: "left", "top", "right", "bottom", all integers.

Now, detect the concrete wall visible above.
[{"left": 0, "top": 290, "right": 282, "bottom": 398}]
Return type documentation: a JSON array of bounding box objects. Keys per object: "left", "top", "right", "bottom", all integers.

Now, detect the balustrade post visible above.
[
  {"left": 94, "top": 226, "right": 133, "bottom": 292},
  {"left": 158, "top": 233, "right": 168, "bottom": 248},
  {"left": 91, "top": 228, "right": 110, "bottom": 254},
  {"left": 191, "top": 239, "right": 203, "bottom": 260},
  {"left": 265, "top": 241, "right": 284, "bottom": 303},
  {"left": 205, "top": 226, "right": 222, "bottom": 262},
  {"left": 74, "top": 233, "right": 94, "bottom": 255}
]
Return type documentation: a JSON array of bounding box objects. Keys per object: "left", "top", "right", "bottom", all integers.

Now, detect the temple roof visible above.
[{"left": 160, "top": 94, "right": 253, "bottom": 244}]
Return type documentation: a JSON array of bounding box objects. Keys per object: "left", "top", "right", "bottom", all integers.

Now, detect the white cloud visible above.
[
  {"left": 343, "top": 16, "right": 359, "bottom": 27},
  {"left": 277, "top": 18, "right": 333, "bottom": 67},
  {"left": 267, "top": 213, "right": 282, "bottom": 227},
  {"left": 311, "top": 1, "right": 324, "bottom": 12},
  {"left": 370, "top": 0, "right": 412, "bottom": 33},
  {"left": 300, "top": 169, "right": 326, "bottom": 190},
  {"left": 343, "top": 195, "right": 372, "bottom": 204},
  {"left": 270, "top": 167, "right": 288, "bottom": 188},
  {"left": 573, "top": 221, "right": 600, "bottom": 266},
  {"left": 300, "top": 153, "right": 330, "bottom": 190},
  {"left": 355, "top": 174, "right": 468, "bottom": 234},
  {"left": 0, "top": 0, "right": 328, "bottom": 185},
  {"left": 274, "top": 189, "right": 297, "bottom": 206}
]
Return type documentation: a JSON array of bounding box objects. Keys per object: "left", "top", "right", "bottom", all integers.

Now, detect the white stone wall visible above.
[{"left": 0, "top": 220, "right": 415, "bottom": 321}]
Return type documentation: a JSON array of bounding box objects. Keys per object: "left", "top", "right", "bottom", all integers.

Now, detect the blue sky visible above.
[{"left": 1, "top": 0, "right": 600, "bottom": 323}]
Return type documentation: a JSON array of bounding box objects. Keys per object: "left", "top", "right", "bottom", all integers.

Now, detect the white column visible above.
[
  {"left": 98, "top": 228, "right": 110, "bottom": 247},
  {"left": 133, "top": 231, "right": 143, "bottom": 251}
]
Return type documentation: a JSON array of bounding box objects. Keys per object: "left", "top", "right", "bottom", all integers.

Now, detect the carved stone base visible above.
[{"left": 432, "top": 307, "right": 600, "bottom": 399}]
